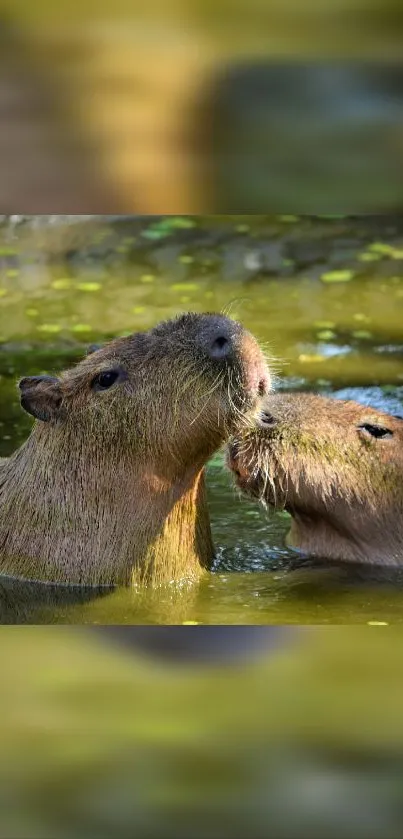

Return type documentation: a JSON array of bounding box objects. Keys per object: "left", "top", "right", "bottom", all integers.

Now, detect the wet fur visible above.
[
  {"left": 0, "top": 314, "right": 269, "bottom": 587},
  {"left": 228, "top": 393, "right": 403, "bottom": 567}
]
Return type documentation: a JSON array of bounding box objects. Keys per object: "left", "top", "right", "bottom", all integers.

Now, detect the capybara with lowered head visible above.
[
  {"left": 227, "top": 392, "right": 403, "bottom": 567},
  {"left": 0, "top": 313, "right": 270, "bottom": 587}
]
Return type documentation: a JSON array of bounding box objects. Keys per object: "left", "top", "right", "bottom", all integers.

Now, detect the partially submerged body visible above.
[
  {"left": 228, "top": 393, "right": 403, "bottom": 567},
  {"left": 0, "top": 313, "right": 270, "bottom": 587}
]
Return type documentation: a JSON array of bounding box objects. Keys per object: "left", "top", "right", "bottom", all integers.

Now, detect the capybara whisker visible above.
[{"left": 189, "top": 372, "right": 223, "bottom": 427}]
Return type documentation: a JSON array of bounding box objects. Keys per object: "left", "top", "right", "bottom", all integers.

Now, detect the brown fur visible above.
[
  {"left": 0, "top": 313, "right": 270, "bottom": 587},
  {"left": 227, "top": 393, "right": 403, "bottom": 567}
]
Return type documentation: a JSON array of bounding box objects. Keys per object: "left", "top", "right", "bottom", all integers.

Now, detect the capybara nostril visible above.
[
  {"left": 260, "top": 410, "right": 276, "bottom": 426},
  {"left": 209, "top": 333, "right": 231, "bottom": 360}
]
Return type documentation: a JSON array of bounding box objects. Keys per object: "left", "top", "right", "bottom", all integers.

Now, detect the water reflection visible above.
[
  {"left": 2, "top": 546, "right": 403, "bottom": 624},
  {"left": 0, "top": 575, "right": 113, "bottom": 624}
]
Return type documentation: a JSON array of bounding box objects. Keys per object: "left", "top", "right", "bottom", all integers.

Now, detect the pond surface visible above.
[{"left": 0, "top": 214, "right": 402, "bottom": 623}]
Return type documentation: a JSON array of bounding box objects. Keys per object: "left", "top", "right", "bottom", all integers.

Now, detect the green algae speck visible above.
[
  {"left": 75, "top": 283, "right": 102, "bottom": 292},
  {"left": 51, "top": 279, "right": 73, "bottom": 290},
  {"left": 37, "top": 324, "right": 62, "bottom": 334},
  {"left": 317, "top": 330, "right": 337, "bottom": 341},
  {"left": 321, "top": 270, "right": 354, "bottom": 283}
]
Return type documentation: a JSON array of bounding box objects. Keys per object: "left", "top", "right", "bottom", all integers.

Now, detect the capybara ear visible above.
[{"left": 18, "top": 375, "right": 64, "bottom": 423}]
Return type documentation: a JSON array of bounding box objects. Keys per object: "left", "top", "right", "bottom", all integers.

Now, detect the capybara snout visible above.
[{"left": 191, "top": 314, "right": 265, "bottom": 382}]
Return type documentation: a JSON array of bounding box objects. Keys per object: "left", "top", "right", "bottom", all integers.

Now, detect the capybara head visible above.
[
  {"left": 227, "top": 393, "right": 403, "bottom": 564},
  {"left": 18, "top": 313, "right": 270, "bottom": 476}
]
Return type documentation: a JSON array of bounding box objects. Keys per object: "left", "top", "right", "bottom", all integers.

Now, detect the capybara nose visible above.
[
  {"left": 198, "top": 316, "right": 236, "bottom": 361},
  {"left": 260, "top": 410, "right": 276, "bottom": 426},
  {"left": 208, "top": 332, "right": 232, "bottom": 360}
]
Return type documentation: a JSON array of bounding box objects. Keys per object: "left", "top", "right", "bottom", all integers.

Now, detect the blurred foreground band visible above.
[
  {"left": 1, "top": 626, "right": 403, "bottom": 838},
  {"left": 1, "top": 8, "right": 403, "bottom": 212}
]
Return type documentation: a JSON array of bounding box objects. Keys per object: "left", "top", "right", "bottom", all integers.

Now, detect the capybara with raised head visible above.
[
  {"left": 227, "top": 392, "right": 403, "bottom": 567},
  {"left": 0, "top": 313, "right": 270, "bottom": 587}
]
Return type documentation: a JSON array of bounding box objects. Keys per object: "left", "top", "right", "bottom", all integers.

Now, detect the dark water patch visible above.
[{"left": 0, "top": 575, "right": 113, "bottom": 624}]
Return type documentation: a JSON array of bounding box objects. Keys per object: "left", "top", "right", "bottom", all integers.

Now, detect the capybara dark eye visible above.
[
  {"left": 358, "top": 423, "right": 393, "bottom": 440},
  {"left": 91, "top": 370, "right": 121, "bottom": 392}
]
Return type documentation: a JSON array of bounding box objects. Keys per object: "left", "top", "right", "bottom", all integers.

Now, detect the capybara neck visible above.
[
  {"left": 228, "top": 392, "right": 403, "bottom": 568},
  {"left": 0, "top": 313, "right": 270, "bottom": 586},
  {"left": 0, "top": 429, "right": 212, "bottom": 586}
]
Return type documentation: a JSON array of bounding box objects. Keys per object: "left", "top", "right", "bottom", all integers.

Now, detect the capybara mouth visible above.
[
  {"left": 234, "top": 472, "right": 265, "bottom": 501},
  {"left": 216, "top": 339, "right": 271, "bottom": 435},
  {"left": 233, "top": 371, "right": 270, "bottom": 420},
  {"left": 236, "top": 335, "right": 271, "bottom": 409},
  {"left": 246, "top": 357, "right": 271, "bottom": 403},
  {"left": 226, "top": 440, "right": 264, "bottom": 499},
  {"left": 231, "top": 465, "right": 279, "bottom": 505},
  {"left": 227, "top": 432, "right": 282, "bottom": 506}
]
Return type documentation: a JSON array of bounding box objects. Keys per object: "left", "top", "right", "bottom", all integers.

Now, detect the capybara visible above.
[
  {"left": 227, "top": 393, "right": 403, "bottom": 566},
  {"left": 0, "top": 313, "right": 270, "bottom": 587}
]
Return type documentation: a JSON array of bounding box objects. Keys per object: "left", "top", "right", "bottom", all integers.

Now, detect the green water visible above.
[{"left": 0, "top": 214, "right": 402, "bottom": 624}]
